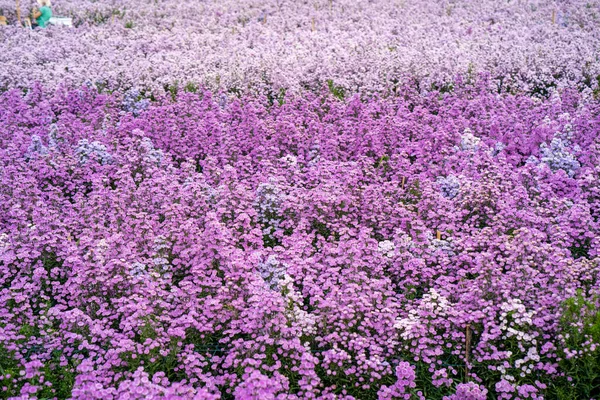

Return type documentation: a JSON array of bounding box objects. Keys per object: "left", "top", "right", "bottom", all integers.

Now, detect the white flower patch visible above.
[
  {"left": 279, "top": 154, "right": 298, "bottom": 167},
  {"left": 0, "top": 233, "right": 9, "bottom": 253},
  {"left": 378, "top": 240, "right": 396, "bottom": 258},
  {"left": 497, "top": 298, "right": 540, "bottom": 380},
  {"left": 255, "top": 180, "right": 285, "bottom": 242},
  {"left": 460, "top": 128, "right": 480, "bottom": 151},
  {"left": 394, "top": 309, "right": 421, "bottom": 340},
  {"left": 395, "top": 289, "right": 453, "bottom": 341},
  {"left": 280, "top": 274, "right": 317, "bottom": 337}
]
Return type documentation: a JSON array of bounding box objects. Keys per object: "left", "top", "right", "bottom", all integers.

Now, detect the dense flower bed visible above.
[
  {"left": 1, "top": 84, "right": 600, "bottom": 399},
  {"left": 2, "top": 0, "right": 600, "bottom": 398},
  {"left": 0, "top": 0, "right": 599, "bottom": 95}
]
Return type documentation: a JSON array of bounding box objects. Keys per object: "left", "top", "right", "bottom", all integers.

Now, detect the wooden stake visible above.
[
  {"left": 401, "top": 176, "right": 406, "bottom": 189},
  {"left": 551, "top": 9, "right": 556, "bottom": 24},
  {"left": 311, "top": 17, "right": 315, "bottom": 31},
  {"left": 465, "top": 324, "right": 472, "bottom": 382},
  {"left": 436, "top": 230, "right": 441, "bottom": 240},
  {"left": 15, "top": 0, "right": 22, "bottom": 26}
]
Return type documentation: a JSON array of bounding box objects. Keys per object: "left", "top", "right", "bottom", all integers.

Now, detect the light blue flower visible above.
[
  {"left": 437, "top": 175, "right": 460, "bottom": 199},
  {"left": 25, "top": 135, "right": 48, "bottom": 160},
  {"left": 539, "top": 137, "right": 580, "bottom": 177},
  {"left": 122, "top": 89, "right": 150, "bottom": 117},
  {"left": 75, "top": 139, "right": 113, "bottom": 165}
]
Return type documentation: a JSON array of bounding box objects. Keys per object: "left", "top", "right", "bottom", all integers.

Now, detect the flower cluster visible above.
[
  {"left": 377, "top": 362, "right": 421, "bottom": 400},
  {"left": 75, "top": 138, "right": 113, "bottom": 165},
  {"left": 0, "top": 0, "right": 598, "bottom": 96},
  {"left": 24, "top": 135, "right": 48, "bottom": 160},
  {"left": 459, "top": 129, "right": 481, "bottom": 152},
  {"left": 122, "top": 89, "right": 150, "bottom": 117},
  {"left": 1, "top": 74, "right": 600, "bottom": 399},
  {"left": 437, "top": 175, "right": 461, "bottom": 200},
  {"left": 539, "top": 137, "right": 581, "bottom": 178},
  {"left": 444, "top": 382, "right": 488, "bottom": 400},
  {"left": 255, "top": 180, "right": 284, "bottom": 245}
]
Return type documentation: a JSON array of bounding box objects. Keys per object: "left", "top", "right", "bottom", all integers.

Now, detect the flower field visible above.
[{"left": 1, "top": 1, "right": 600, "bottom": 399}]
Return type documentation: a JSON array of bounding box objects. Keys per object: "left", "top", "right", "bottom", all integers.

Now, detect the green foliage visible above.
[
  {"left": 402, "top": 179, "right": 422, "bottom": 206},
  {"left": 85, "top": 8, "right": 125, "bottom": 26},
  {"left": 125, "top": 20, "right": 134, "bottom": 29},
  {"left": 569, "top": 238, "right": 592, "bottom": 260},
  {"left": 550, "top": 291, "right": 600, "bottom": 399},
  {"left": 529, "top": 80, "right": 557, "bottom": 99},
  {"left": 0, "top": 331, "right": 76, "bottom": 399},
  {"left": 466, "top": 62, "right": 476, "bottom": 85},
  {"left": 400, "top": 284, "right": 425, "bottom": 301},
  {"left": 327, "top": 79, "right": 346, "bottom": 100},
  {"left": 430, "top": 81, "right": 454, "bottom": 95},
  {"left": 413, "top": 361, "right": 458, "bottom": 399},
  {"left": 0, "top": 344, "right": 21, "bottom": 396},
  {"left": 374, "top": 154, "right": 390, "bottom": 169},
  {"left": 267, "top": 87, "right": 287, "bottom": 106},
  {"left": 276, "top": 88, "right": 287, "bottom": 106},
  {"left": 594, "top": 75, "right": 600, "bottom": 100},
  {"left": 505, "top": 227, "right": 517, "bottom": 237},
  {"left": 310, "top": 219, "right": 333, "bottom": 242},
  {"left": 164, "top": 81, "right": 179, "bottom": 101},
  {"left": 94, "top": 80, "right": 108, "bottom": 94},
  {"left": 227, "top": 86, "right": 242, "bottom": 98},
  {"left": 112, "top": 317, "right": 186, "bottom": 383},
  {"left": 184, "top": 82, "right": 199, "bottom": 93}
]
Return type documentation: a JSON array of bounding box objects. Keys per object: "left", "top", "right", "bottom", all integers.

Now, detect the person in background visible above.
[{"left": 31, "top": 0, "right": 52, "bottom": 28}]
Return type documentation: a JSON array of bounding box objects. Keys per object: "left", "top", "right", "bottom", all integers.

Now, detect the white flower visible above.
[
  {"left": 527, "top": 347, "right": 540, "bottom": 362},
  {"left": 378, "top": 240, "right": 396, "bottom": 258},
  {"left": 280, "top": 154, "right": 298, "bottom": 167},
  {"left": 460, "top": 128, "right": 480, "bottom": 151}
]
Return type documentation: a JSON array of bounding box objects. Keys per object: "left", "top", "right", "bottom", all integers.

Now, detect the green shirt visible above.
[{"left": 36, "top": 6, "right": 52, "bottom": 28}]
